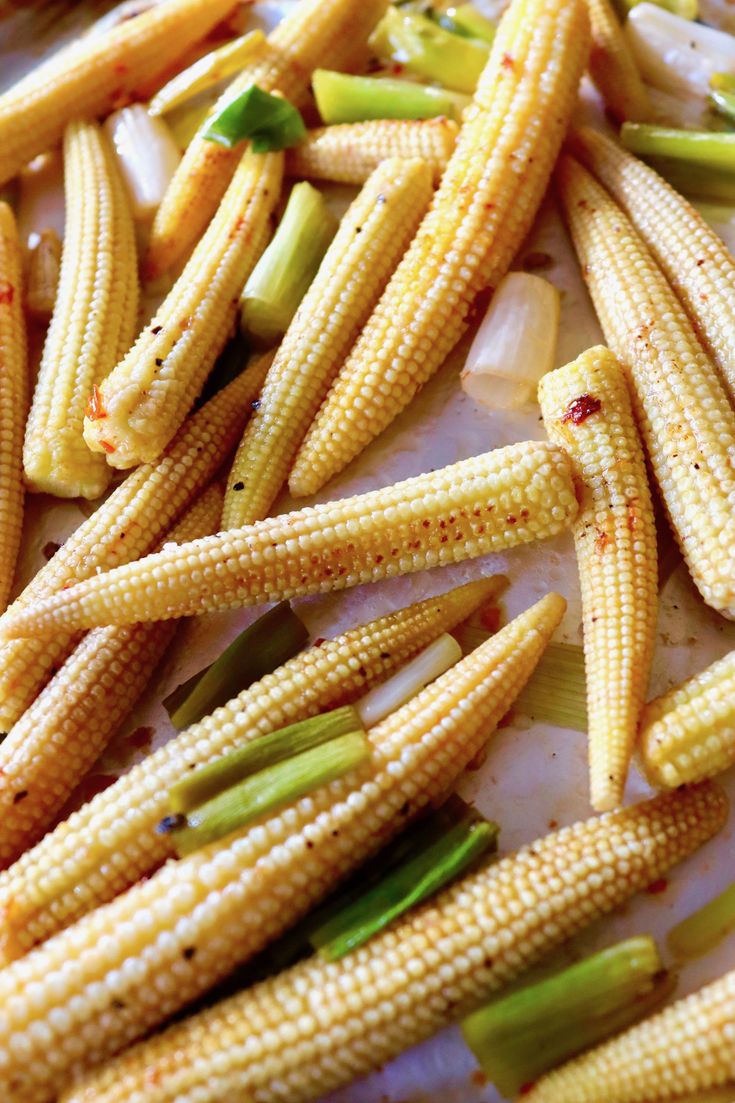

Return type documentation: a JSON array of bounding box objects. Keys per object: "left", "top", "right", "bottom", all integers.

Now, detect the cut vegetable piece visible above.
[
  {"left": 368, "top": 7, "right": 490, "bottom": 93},
  {"left": 204, "top": 85, "right": 306, "bottom": 151},
  {"left": 668, "top": 882, "right": 735, "bottom": 960},
  {"left": 710, "top": 87, "right": 735, "bottom": 124},
  {"left": 444, "top": 4, "right": 496, "bottom": 43},
  {"left": 104, "top": 105, "right": 181, "bottom": 220},
  {"left": 515, "top": 643, "right": 587, "bottom": 731},
  {"left": 621, "top": 122, "right": 735, "bottom": 172},
  {"left": 25, "top": 227, "right": 61, "bottom": 321},
  {"left": 0, "top": 204, "right": 26, "bottom": 617},
  {"left": 148, "top": 31, "right": 267, "bottom": 116},
  {"left": 645, "top": 156, "right": 735, "bottom": 202},
  {"left": 586, "top": 0, "right": 651, "bottom": 122},
  {"left": 312, "top": 70, "right": 462, "bottom": 123},
  {"left": 355, "top": 633, "right": 462, "bottom": 728},
  {"left": 619, "top": 0, "right": 698, "bottom": 17},
  {"left": 625, "top": 2, "right": 735, "bottom": 95}
]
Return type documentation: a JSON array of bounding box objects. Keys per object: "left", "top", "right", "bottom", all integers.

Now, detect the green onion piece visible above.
[
  {"left": 240, "top": 181, "right": 337, "bottom": 346},
  {"left": 668, "top": 882, "right": 735, "bottom": 960},
  {"left": 166, "top": 602, "right": 308, "bottom": 731},
  {"left": 618, "top": 0, "right": 698, "bottom": 18},
  {"left": 441, "top": 4, "right": 496, "bottom": 43},
  {"left": 621, "top": 122, "right": 735, "bottom": 172},
  {"left": 461, "top": 936, "right": 672, "bottom": 1097},
  {"left": 514, "top": 642, "right": 587, "bottom": 731},
  {"left": 368, "top": 8, "right": 490, "bottom": 94},
  {"left": 711, "top": 88, "right": 735, "bottom": 124},
  {"left": 647, "top": 154, "right": 735, "bottom": 203},
  {"left": 149, "top": 31, "right": 266, "bottom": 116},
  {"left": 712, "top": 72, "right": 735, "bottom": 94},
  {"left": 355, "top": 633, "right": 462, "bottom": 729},
  {"left": 204, "top": 85, "right": 306, "bottom": 152},
  {"left": 312, "top": 69, "right": 462, "bottom": 124},
  {"left": 169, "top": 704, "right": 363, "bottom": 814},
  {"left": 171, "top": 730, "right": 370, "bottom": 855}
]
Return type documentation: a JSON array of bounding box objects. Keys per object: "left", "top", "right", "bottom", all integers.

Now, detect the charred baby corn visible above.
[
  {"left": 62, "top": 783, "right": 727, "bottom": 1103},
  {"left": 83, "top": 149, "right": 282, "bottom": 469},
  {"left": 1, "top": 441, "right": 578, "bottom": 636},
  {"left": 557, "top": 156, "right": 735, "bottom": 619},
  {"left": 0, "top": 203, "right": 26, "bottom": 616},
  {"left": 288, "top": 0, "right": 590, "bottom": 497},
  {"left": 539, "top": 346, "right": 657, "bottom": 811},
  {"left": 0, "top": 594, "right": 565, "bottom": 1102},
  {"left": 0, "top": 578, "right": 502, "bottom": 963},
  {"left": 585, "top": 0, "right": 651, "bottom": 122},
  {"left": 223, "top": 158, "right": 433, "bottom": 527}
]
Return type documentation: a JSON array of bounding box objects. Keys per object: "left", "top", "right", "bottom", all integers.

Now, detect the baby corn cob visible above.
[
  {"left": 0, "top": 0, "right": 237, "bottom": 187},
  {"left": 0, "top": 204, "right": 26, "bottom": 616},
  {"left": 0, "top": 577, "right": 502, "bottom": 964},
  {"left": 25, "top": 228, "right": 61, "bottom": 321},
  {"left": 557, "top": 156, "right": 735, "bottom": 619},
  {"left": 573, "top": 125, "right": 735, "bottom": 406},
  {"left": 539, "top": 346, "right": 657, "bottom": 811},
  {"left": 24, "top": 120, "right": 137, "bottom": 499},
  {"left": 285, "top": 119, "right": 459, "bottom": 186},
  {"left": 145, "top": 0, "right": 388, "bottom": 278},
  {"left": 84, "top": 149, "right": 282, "bottom": 469},
  {"left": 522, "top": 964, "right": 735, "bottom": 1102},
  {"left": 223, "top": 158, "right": 433, "bottom": 527},
  {"left": 639, "top": 648, "right": 735, "bottom": 788},
  {"left": 585, "top": 0, "right": 651, "bottom": 122},
  {"left": 287, "top": 0, "right": 590, "bottom": 498},
  {"left": 0, "top": 483, "right": 223, "bottom": 871},
  {"left": 0, "top": 361, "right": 269, "bottom": 733},
  {"left": 2, "top": 441, "right": 577, "bottom": 637},
  {"left": 0, "top": 593, "right": 564, "bottom": 1103},
  {"left": 62, "top": 783, "right": 727, "bottom": 1103}
]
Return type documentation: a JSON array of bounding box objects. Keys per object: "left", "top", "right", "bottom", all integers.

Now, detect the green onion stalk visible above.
[
  {"left": 312, "top": 69, "right": 464, "bottom": 124},
  {"left": 368, "top": 7, "right": 490, "bottom": 94},
  {"left": 435, "top": 3, "right": 496, "bottom": 43},
  {"left": 668, "top": 882, "right": 735, "bottom": 960},
  {"left": 616, "top": 0, "right": 698, "bottom": 19},
  {"left": 622, "top": 122, "right": 735, "bottom": 173},
  {"left": 515, "top": 642, "right": 587, "bottom": 731},
  {"left": 204, "top": 84, "right": 306, "bottom": 151},
  {"left": 647, "top": 155, "right": 735, "bottom": 203}
]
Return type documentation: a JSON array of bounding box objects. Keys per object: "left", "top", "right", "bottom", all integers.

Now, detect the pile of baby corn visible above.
[{"left": 1, "top": 0, "right": 735, "bottom": 1098}]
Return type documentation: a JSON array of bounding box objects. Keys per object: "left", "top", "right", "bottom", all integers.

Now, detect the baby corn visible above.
[
  {"left": 0, "top": 0, "right": 237, "bottom": 187},
  {"left": 223, "top": 158, "right": 433, "bottom": 527},
  {"left": 586, "top": 0, "right": 651, "bottom": 122},
  {"left": 62, "top": 783, "right": 727, "bottom": 1103},
  {"left": 0, "top": 577, "right": 502, "bottom": 963},
  {"left": 557, "top": 156, "right": 735, "bottom": 619},
  {"left": 0, "top": 362, "right": 269, "bottom": 733},
  {"left": 0, "top": 594, "right": 564, "bottom": 1102},
  {"left": 574, "top": 125, "right": 735, "bottom": 406},
  {"left": 285, "top": 119, "right": 459, "bottom": 186},
  {"left": 24, "top": 120, "right": 137, "bottom": 499},
  {"left": 84, "top": 149, "right": 282, "bottom": 469},
  {"left": 523, "top": 964, "right": 735, "bottom": 1102},
  {"left": 2, "top": 441, "right": 577, "bottom": 637},
  {"left": 0, "top": 483, "right": 223, "bottom": 870},
  {"left": 145, "top": 0, "right": 388, "bottom": 278},
  {"left": 539, "top": 346, "right": 657, "bottom": 811},
  {"left": 0, "top": 204, "right": 26, "bottom": 616},
  {"left": 288, "top": 0, "right": 590, "bottom": 498}
]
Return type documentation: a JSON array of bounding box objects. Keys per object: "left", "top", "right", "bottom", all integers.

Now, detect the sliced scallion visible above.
[
  {"left": 149, "top": 31, "right": 266, "bottom": 116},
  {"left": 622, "top": 122, "right": 735, "bottom": 172},
  {"left": 368, "top": 7, "right": 490, "bottom": 93},
  {"left": 668, "top": 882, "right": 735, "bottom": 960},
  {"left": 515, "top": 642, "right": 587, "bottom": 731},
  {"left": 355, "top": 633, "right": 462, "bottom": 729},
  {"left": 437, "top": 4, "right": 496, "bottom": 43},
  {"left": 204, "top": 85, "right": 306, "bottom": 152},
  {"left": 312, "top": 69, "right": 462, "bottom": 124}
]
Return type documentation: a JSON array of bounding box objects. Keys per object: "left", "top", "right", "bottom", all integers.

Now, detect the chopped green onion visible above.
[
  {"left": 169, "top": 704, "right": 363, "bottom": 814},
  {"left": 646, "top": 155, "right": 735, "bottom": 202},
  {"left": 711, "top": 87, "right": 735, "bottom": 124},
  {"left": 204, "top": 85, "right": 306, "bottom": 152},
  {"left": 461, "top": 936, "right": 673, "bottom": 1097},
  {"left": 618, "top": 0, "right": 698, "bottom": 19},
  {"left": 668, "top": 882, "right": 735, "bottom": 960},
  {"left": 368, "top": 8, "right": 490, "bottom": 94},
  {"left": 170, "top": 730, "right": 370, "bottom": 856},
  {"left": 166, "top": 99, "right": 211, "bottom": 150},
  {"left": 149, "top": 31, "right": 266, "bottom": 116},
  {"left": 625, "top": 4, "right": 735, "bottom": 97},
  {"left": 621, "top": 122, "right": 735, "bottom": 172},
  {"left": 104, "top": 105, "right": 181, "bottom": 221},
  {"left": 240, "top": 181, "right": 337, "bottom": 346},
  {"left": 312, "top": 69, "right": 462, "bottom": 124},
  {"left": 439, "top": 4, "right": 496, "bottom": 43},
  {"left": 712, "top": 72, "right": 735, "bottom": 94},
  {"left": 515, "top": 642, "right": 587, "bottom": 731},
  {"left": 166, "top": 602, "right": 308, "bottom": 730},
  {"left": 355, "top": 633, "right": 462, "bottom": 729}
]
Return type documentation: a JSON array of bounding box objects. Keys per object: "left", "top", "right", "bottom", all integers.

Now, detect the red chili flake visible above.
[
  {"left": 646, "top": 877, "right": 668, "bottom": 895},
  {"left": 479, "top": 604, "right": 501, "bottom": 634},
  {"left": 0, "top": 281, "right": 14, "bottom": 304},
  {"left": 99, "top": 439, "right": 116, "bottom": 454},
  {"left": 507, "top": 514, "right": 517, "bottom": 525},
  {"left": 520, "top": 1082, "right": 537, "bottom": 1095},
  {"left": 501, "top": 52, "right": 514, "bottom": 69},
  {"left": 85, "top": 384, "right": 107, "bottom": 421},
  {"left": 595, "top": 528, "right": 609, "bottom": 553},
  {"left": 561, "top": 394, "right": 602, "bottom": 425},
  {"left": 126, "top": 725, "right": 155, "bottom": 752},
  {"left": 548, "top": 818, "right": 558, "bottom": 829},
  {"left": 113, "top": 61, "right": 129, "bottom": 76}
]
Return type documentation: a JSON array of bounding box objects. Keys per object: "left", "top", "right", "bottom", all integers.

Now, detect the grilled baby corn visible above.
[
  {"left": 62, "top": 783, "right": 727, "bottom": 1103},
  {"left": 557, "top": 156, "right": 735, "bottom": 619},
  {"left": 285, "top": 119, "right": 459, "bottom": 186},
  {"left": 539, "top": 346, "right": 657, "bottom": 811},
  {"left": 0, "top": 204, "right": 26, "bottom": 616},
  {"left": 585, "top": 0, "right": 651, "bottom": 122},
  {"left": 288, "top": 0, "right": 590, "bottom": 498},
  {"left": 223, "top": 157, "right": 433, "bottom": 527},
  {"left": 1, "top": 441, "right": 577, "bottom": 637},
  {"left": 0, "top": 593, "right": 564, "bottom": 1103},
  {"left": 84, "top": 149, "right": 282, "bottom": 469}
]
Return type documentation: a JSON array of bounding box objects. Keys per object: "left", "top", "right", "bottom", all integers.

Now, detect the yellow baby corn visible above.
[
  {"left": 0, "top": 593, "right": 564, "bottom": 1103},
  {"left": 25, "top": 228, "right": 61, "bottom": 321},
  {"left": 539, "top": 346, "right": 657, "bottom": 811},
  {"left": 62, "top": 783, "right": 727, "bottom": 1103},
  {"left": 0, "top": 483, "right": 223, "bottom": 871},
  {"left": 0, "top": 0, "right": 237, "bottom": 187},
  {"left": 573, "top": 125, "right": 735, "bottom": 405},
  {"left": 0, "top": 577, "right": 502, "bottom": 964},
  {"left": 586, "top": 0, "right": 651, "bottom": 122},
  {"left": 285, "top": 119, "right": 459, "bottom": 186},
  {"left": 3, "top": 441, "right": 577, "bottom": 638},
  {"left": 145, "top": 0, "right": 388, "bottom": 278},
  {"left": 24, "top": 120, "right": 137, "bottom": 499},
  {"left": 0, "top": 362, "right": 269, "bottom": 733},
  {"left": 223, "top": 158, "right": 433, "bottom": 527},
  {"left": 557, "top": 156, "right": 735, "bottom": 619},
  {"left": 0, "top": 204, "right": 26, "bottom": 616},
  {"left": 84, "top": 149, "right": 282, "bottom": 470},
  {"left": 287, "top": 0, "right": 590, "bottom": 498},
  {"left": 523, "top": 964, "right": 735, "bottom": 1102}
]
